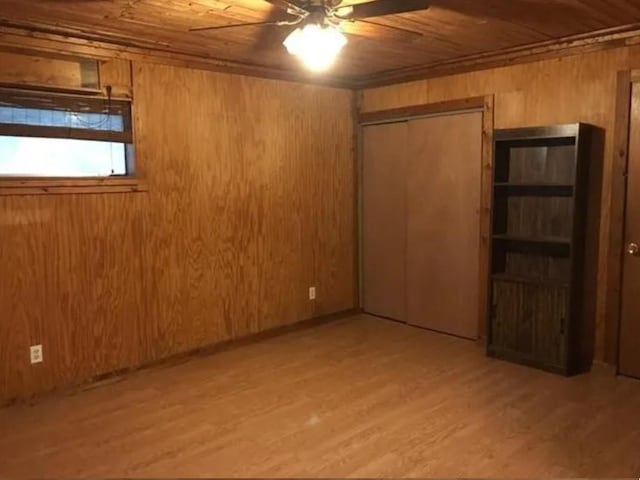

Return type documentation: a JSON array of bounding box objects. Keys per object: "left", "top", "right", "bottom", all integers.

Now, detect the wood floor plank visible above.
[{"left": 0, "top": 314, "right": 639, "bottom": 477}]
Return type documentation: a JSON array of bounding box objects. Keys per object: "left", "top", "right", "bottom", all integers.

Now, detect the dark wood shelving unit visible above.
[{"left": 487, "top": 123, "right": 603, "bottom": 375}]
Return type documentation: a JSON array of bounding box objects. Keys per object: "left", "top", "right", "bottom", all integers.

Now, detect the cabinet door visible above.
[
  {"left": 406, "top": 112, "right": 482, "bottom": 339},
  {"left": 361, "top": 121, "right": 408, "bottom": 321},
  {"left": 492, "top": 280, "right": 569, "bottom": 368}
]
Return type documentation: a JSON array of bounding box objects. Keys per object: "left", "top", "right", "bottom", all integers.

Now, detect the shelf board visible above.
[
  {"left": 491, "top": 273, "right": 569, "bottom": 288},
  {"left": 494, "top": 183, "right": 574, "bottom": 197},
  {"left": 494, "top": 182, "right": 574, "bottom": 187},
  {"left": 492, "top": 234, "right": 571, "bottom": 246}
]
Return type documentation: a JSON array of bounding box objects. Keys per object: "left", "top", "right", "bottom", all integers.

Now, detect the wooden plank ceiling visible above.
[{"left": 1, "top": 0, "right": 640, "bottom": 86}]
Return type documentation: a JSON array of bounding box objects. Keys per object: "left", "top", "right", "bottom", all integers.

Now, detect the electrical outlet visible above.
[
  {"left": 30, "top": 344, "right": 43, "bottom": 364},
  {"left": 309, "top": 286, "right": 316, "bottom": 300}
]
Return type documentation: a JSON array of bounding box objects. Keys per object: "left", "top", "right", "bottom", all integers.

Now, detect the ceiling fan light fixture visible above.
[{"left": 283, "top": 23, "right": 347, "bottom": 72}]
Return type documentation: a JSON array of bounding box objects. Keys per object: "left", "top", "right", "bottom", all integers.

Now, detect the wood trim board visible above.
[
  {"left": 358, "top": 97, "right": 486, "bottom": 124},
  {"left": 0, "top": 124, "right": 132, "bottom": 144},
  {"left": 0, "top": 82, "right": 103, "bottom": 96},
  {"left": 0, "top": 177, "right": 147, "bottom": 195},
  {"left": 479, "top": 95, "right": 495, "bottom": 339},
  {"left": 603, "top": 70, "right": 633, "bottom": 367},
  {"left": 352, "top": 90, "right": 362, "bottom": 309}
]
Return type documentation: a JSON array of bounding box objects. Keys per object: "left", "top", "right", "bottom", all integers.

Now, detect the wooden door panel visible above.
[
  {"left": 620, "top": 83, "right": 640, "bottom": 379},
  {"left": 362, "top": 122, "right": 408, "bottom": 321},
  {"left": 406, "top": 112, "right": 483, "bottom": 339}
]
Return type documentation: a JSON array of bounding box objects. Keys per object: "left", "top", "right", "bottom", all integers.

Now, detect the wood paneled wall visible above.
[
  {"left": 0, "top": 61, "right": 356, "bottom": 400},
  {"left": 361, "top": 45, "right": 640, "bottom": 364}
]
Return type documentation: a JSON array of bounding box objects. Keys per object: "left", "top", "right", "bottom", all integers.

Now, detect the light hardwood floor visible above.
[{"left": 1, "top": 314, "right": 639, "bottom": 478}]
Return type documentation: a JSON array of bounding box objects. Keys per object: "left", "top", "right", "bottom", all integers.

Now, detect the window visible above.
[{"left": 0, "top": 88, "right": 133, "bottom": 178}]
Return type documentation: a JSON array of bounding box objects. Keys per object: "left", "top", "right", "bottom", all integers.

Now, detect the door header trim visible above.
[{"left": 358, "top": 96, "right": 486, "bottom": 126}]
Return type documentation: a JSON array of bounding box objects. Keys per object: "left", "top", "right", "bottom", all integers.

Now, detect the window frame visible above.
[{"left": 0, "top": 85, "right": 146, "bottom": 196}]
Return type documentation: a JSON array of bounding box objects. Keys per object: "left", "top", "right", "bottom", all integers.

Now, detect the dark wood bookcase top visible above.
[{"left": 487, "top": 123, "right": 603, "bottom": 375}]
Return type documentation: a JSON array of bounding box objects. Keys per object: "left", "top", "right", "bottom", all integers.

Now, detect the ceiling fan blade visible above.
[
  {"left": 426, "top": 0, "right": 584, "bottom": 30},
  {"left": 252, "top": 4, "right": 298, "bottom": 53},
  {"left": 339, "top": 0, "right": 430, "bottom": 19},
  {"left": 353, "top": 18, "right": 423, "bottom": 37},
  {"left": 190, "top": 20, "right": 292, "bottom": 32}
]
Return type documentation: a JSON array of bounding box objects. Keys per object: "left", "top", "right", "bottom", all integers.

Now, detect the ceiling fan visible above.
[{"left": 190, "top": 0, "right": 430, "bottom": 72}]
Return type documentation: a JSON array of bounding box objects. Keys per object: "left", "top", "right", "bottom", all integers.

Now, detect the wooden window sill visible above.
[{"left": 0, "top": 177, "right": 148, "bottom": 196}]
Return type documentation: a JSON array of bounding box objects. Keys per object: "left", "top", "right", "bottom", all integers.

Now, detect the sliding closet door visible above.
[
  {"left": 406, "top": 112, "right": 482, "bottom": 338},
  {"left": 362, "top": 121, "right": 407, "bottom": 321}
]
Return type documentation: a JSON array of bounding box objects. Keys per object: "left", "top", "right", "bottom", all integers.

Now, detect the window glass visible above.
[{"left": 0, "top": 136, "right": 127, "bottom": 177}]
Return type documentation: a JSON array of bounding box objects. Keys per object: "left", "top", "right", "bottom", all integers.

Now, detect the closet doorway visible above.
[{"left": 361, "top": 100, "right": 488, "bottom": 339}]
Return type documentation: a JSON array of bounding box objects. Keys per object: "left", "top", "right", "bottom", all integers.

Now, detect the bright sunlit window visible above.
[
  {"left": 0, "top": 88, "right": 133, "bottom": 178},
  {"left": 0, "top": 136, "right": 127, "bottom": 177}
]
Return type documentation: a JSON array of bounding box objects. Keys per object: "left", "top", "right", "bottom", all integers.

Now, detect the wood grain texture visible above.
[
  {"left": 604, "top": 70, "right": 632, "bottom": 365},
  {"left": 0, "top": 193, "right": 147, "bottom": 398},
  {"left": 0, "top": 50, "right": 97, "bottom": 89},
  {"left": 361, "top": 122, "right": 408, "bottom": 321},
  {"left": 98, "top": 58, "right": 132, "bottom": 98},
  {"left": 406, "top": 112, "right": 482, "bottom": 339},
  {"left": 1, "top": 315, "right": 640, "bottom": 478},
  {"left": 0, "top": 62, "right": 356, "bottom": 400},
  {"left": 359, "top": 24, "right": 640, "bottom": 88},
  {"left": 359, "top": 96, "right": 485, "bottom": 124},
  {"left": 0, "top": 24, "right": 354, "bottom": 88},
  {"left": 361, "top": 45, "right": 640, "bottom": 362},
  {"left": 491, "top": 280, "right": 569, "bottom": 369},
  {"left": 3, "top": 1, "right": 640, "bottom": 85},
  {"left": 479, "top": 95, "right": 494, "bottom": 338},
  {"left": 488, "top": 124, "right": 603, "bottom": 375},
  {"left": 134, "top": 61, "right": 356, "bottom": 365}
]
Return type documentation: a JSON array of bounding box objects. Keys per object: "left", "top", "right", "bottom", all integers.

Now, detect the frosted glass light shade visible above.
[{"left": 283, "top": 24, "right": 347, "bottom": 72}]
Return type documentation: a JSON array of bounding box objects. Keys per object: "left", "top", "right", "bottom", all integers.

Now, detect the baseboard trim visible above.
[{"left": 1, "top": 308, "right": 359, "bottom": 408}]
